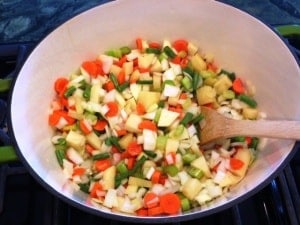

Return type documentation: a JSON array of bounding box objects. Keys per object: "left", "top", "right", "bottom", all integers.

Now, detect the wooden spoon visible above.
[{"left": 199, "top": 107, "right": 300, "bottom": 145}]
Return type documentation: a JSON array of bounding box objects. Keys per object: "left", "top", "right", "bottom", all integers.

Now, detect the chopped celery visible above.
[
  {"left": 181, "top": 198, "right": 191, "bottom": 211},
  {"left": 154, "top": 108, "right": 162, "bottom": 123},
  {"left": 182, "top": 153, "right": 197, "bottom": 164},
  {"left": 222, "top": 89, "right": 235, "bottom": 99},
  {"left": 174, "top": 124, "right": 185, "bottom": 138},
  {"left": 181, "top": 76, "right": 192, "bottom": 91},
  {"left": 83, "top": 85, "right": 91, "bottom": 100},
  {"left": 187, "top": 167, "right": 204, "bottom": 179},
  {"left": 192, "top": 71, "right": 203, "bottom": 91},
  {"left": 156, "top": 135, "right": 168, "bottom": 151},
  {"left": 105, "top": 48, "right": 122, "bottom": 58},
  {"left": 116, "top": 161, "right": 129, "bottom": 176},
  {"left": 164, "top": 165, "right": 179, "bottom": 177}
]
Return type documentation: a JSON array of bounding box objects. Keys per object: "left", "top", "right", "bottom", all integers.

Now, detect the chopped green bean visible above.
[
  {"left": 64, "top": 86, "right": 76, "bottom": 97},
  {"left": 238, "top": 94, "right": 257, "bottom": 108},
  {"left": 92, "top": 152, "right": 110, "bottom": 160},
  {"left": 180, "top": 112, "right": 194, "bottom": 126},
  {"left": 163, "top": 46, "right": 176, "bottom": 58}
]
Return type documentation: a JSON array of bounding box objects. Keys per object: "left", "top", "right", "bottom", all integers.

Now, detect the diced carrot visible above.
[
  {"left": 136, "top": 37, "right": 143, "bottom": 51},
  {"left": 138, "top": 120, "right": 157, "bottom": 132},
  {"left": 211, "top": 161, "right": 221, "bottom": 172},
  {"left": 126, "top": 157, "right": 135, "bottom": 170},
  {"left": 127, "top": 141, "right": 142, "bottom": 157},
  {"left": 171, "top": 55, "right": 181, "bottom": 64},
  {"left": 159, "top": 193, "right": 181, "bottom": 215},
  {"left": 48, "top": 111, "right": 61, "bottom": 126},
  {"left": 93, "top": 120, "right": 108, "bottom": 131},
  {"left": 149, "top": 41, "right": 161, "bottom": 49},
  {"left": 179, "top": 93, "right": 188, "bottom": 100},
  {"left": 116, "top": 129, "right": 128, "bottom": 137},
  {"left": 85, "top": 143, "right": 95, "bottom": 154},
  {"left": 230, "top": 158, "right": 244, "bottom": 170},
  {"left": 173, "top": 39, "right": 188, "bottom": 52},
  {"left": 207, "top": 62, "right": 218, "bottom": 73},
  {"left": 232, "top": 78, "right": 245, "bottom": 94},
  {"left": 90, "top": 182, "right": 103, "bottom": 198},
  {"left": 111, "top": 146, "right": 120, "bottom": 154},
  {"left": 151, "top": 170, "right": 161, "bottom": 184},
  {"left": 115, "top": 55, "right": 127, "bottom": 67},
  {"left": 138, "top": 67, "right": 150, "bottom": 73},
  {"left": 103, "top": 81, "right": 115, "bottom": 92},
  {"left": 59, "top": 96, "right": 69, "bottom": 107},
  {"left": 147, "top": 206, "right": 164, "bottom": 216},
  {"left": 82, "top": 60, "right": 104, "bottom": 77},
  {"left": 105, "top": 101, "right": 119, "bottom": 117},
  {"left": 136, "top": 103, "right": 146, "bottom": 115},
  {"left": 54, "top": 77, "right": 68, "bottom": 95},
  {"left": 79, "top": 119, "right": 92, "bottom": 134},
  {"left": 117, "top": 69, "right": 126, "bottom": 84},
  {"left": 94, "top": 159, "right": 112, "bottom": 171},
  {"left": 48, "top": 110, "right": 75, "bottom": 126},
  {"left": 72, "top": 167, "right": 86, "bottom": 176},
  {"left": 144, "top": 192, "right": 160, "bottom": 208},
  {"left": 245, "top": 137, "right": 252, "bottom": 145},
  {"left": 136, "top": 208, "right": 148, "bottom": 216},
  {"left": 180, "top": 57, "right": 189, "bottom": 68},
  {"left": 159, "top": 174, "right": 167, "bottom": 185}
]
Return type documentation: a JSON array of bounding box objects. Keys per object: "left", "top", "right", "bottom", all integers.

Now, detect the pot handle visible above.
[
  {"left": 275, "top": 24, "right": 300, "bottom": 65},
  {"left": 0, "top": 43, "right": 35, "bottom": 164}
]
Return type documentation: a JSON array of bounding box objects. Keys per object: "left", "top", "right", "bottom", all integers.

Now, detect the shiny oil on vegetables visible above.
[{"left": 48, "top": 38, "right": 261, "bottom": 216}]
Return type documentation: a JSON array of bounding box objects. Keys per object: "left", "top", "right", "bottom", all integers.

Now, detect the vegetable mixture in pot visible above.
[{"left": 48, "top": 38, "right": 261, "bottom": 216}]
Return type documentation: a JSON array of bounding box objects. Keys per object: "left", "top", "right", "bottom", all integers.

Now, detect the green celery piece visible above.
[{"left": 156, "top": 135, "right": 168, "bottom": 151}]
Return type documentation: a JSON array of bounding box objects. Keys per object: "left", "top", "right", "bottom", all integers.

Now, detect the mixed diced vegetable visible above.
[{"left": 48, "top": 38, "right": 260, "bottom": 216}]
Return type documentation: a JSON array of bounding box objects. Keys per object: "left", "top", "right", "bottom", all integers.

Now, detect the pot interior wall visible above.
[{"left": 9, "top": 0, "right": 300, "bottom": 221}]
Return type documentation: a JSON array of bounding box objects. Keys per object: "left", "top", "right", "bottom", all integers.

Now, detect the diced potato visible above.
[
  {"left": 125, "top": 97, "right": 137, "bottom": 113},
  {"left": 102, "top": 166, "right": 116, "bottom": 190},
  {"left": 125, "top": 114, "right": 143, "bottom": 133},
  {"left": 150, "top": 59, "right": 163, "bottom": 72},
  {"left": 125, "top": 185, "right": 138, "bottom": 198},
  {"left": 66, "top": 130, "right": 86, "bottom": 151},
  {"left": 119, "top": 133, "right": 134, "bottom": 149},
  {"left": 214, "top": 171, "right": 242, "bottom": 187},
  {"left": 191, "top": 53, "right": 207, "bottom": 72},
  {"left": 213, "top": 74, "right": 233, "bottom": 95},
  {"left": 110, "top": 64, "right": 122, "bottom": 76},
  {"left": 128, "top": 176, "right": 152, "bottom": 188},
  {"left": 122, "top": 61, "right": 133, "bottom": 76},
  {"left": 137, "top": 91, "right": 161, "bottom": 110},
  {"left": 229, "top": 148, "right": 251, "bottom": 178},
  {"left": 196, "top": 85, "right": 216, "bottom": 105},
  {"left": 242, "top": 107, "right": 258, "bottom": 120},
  {"left": 165, "top": 138, "right": 179, "bottom": 155},
  {"left": 86, "top": 131, "right": 102, "bottom": 150},
  {"left": 152, "top": 72, "right": 162, "bottom": 91},
  {"left": 182, "top": 178, "right": 202, "bottom": 200},
  {"left": 191, "top": 155, "right": 212, "bottom": 178},
  {"left": 103, "top": 189, "right": 118, "bottom": 208},
  {"left": 138, "top": 53, "right": 155, "bottom": 69},
  {"left": 195, "top": 189, "right": 212, "bottom": 205},
  {"left": 157, "top": 109, "right": 180, "bottom": 127},
  {"left": 90, "top": 83, "right": 101, "bottom": 103},
  {"left": 187, "top": 42, "right": 198, "bottom": 56}
]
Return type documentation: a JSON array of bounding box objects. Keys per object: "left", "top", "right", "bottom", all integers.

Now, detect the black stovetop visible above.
[{"left": 0, "top": 37, "right": 299, "bottom": 225}]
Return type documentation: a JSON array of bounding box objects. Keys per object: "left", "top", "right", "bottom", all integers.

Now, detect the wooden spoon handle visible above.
[{"left": 229, "top": 119, "right": 300, "bottom": 140}]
